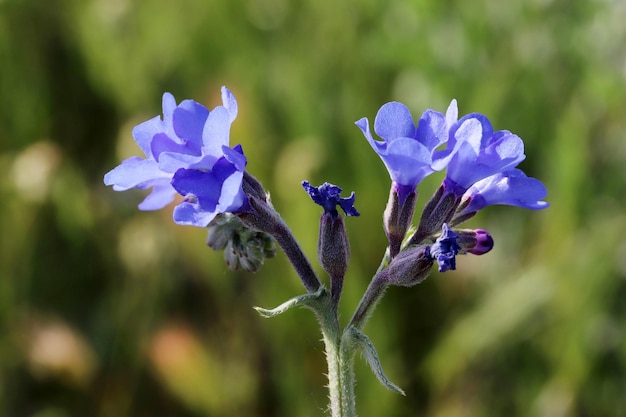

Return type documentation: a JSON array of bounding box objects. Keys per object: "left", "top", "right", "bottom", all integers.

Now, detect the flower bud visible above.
[
  {"left": 207, "top": 213, "right": 276, "bottom": 273},
  {"left": 410, "top": 185, "right": 461, "bottom": 245},
  {"left": 456, "top": 228, "right": 494, "bottom": 255},
  {"left": 384, "top": 245, "right": 434, "bottom": 287},
  {"left": 383, "top": 183, "right": 417, "bottom": 258},
  {"left": 318, "top": 212, "right": 351, "bottom": 307},
  {"left": 318, "top": 212, "right": 350, "bottom": 280},
  {"left": 302, "top": 181, "right": 359, "bottom": 307}
]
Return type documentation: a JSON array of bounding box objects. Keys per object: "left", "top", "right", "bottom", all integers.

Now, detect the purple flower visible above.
[
  {"left": 457, "top": 169, "right": 549, "bottom": 216},
  {"left": 302, "top": 181, "right": 360, "bottom": 217},
  {"left": 355, "top": 100, "right": 458, "bottom": 200},
  {"left": 104, "top": 87, "right": 247, "bottom": 227},
  {"left": 430, "top": 223, "right": 461, "bottom": 272},
  {"left": 442, "top": 113, "right": 526, "bottom": 198}
]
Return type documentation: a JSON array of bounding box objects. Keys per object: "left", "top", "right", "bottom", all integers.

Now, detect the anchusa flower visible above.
[
  {"left": 355, "top": 100, "right": 459, "bottom": 257},
  {"left": 104, "top": 87, "right": 247, "bottom": 227},
  {"left": 106, "top": 89, "right": 549, "bottom": 416}
]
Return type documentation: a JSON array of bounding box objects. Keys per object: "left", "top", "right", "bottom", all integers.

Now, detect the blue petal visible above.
[
  {"left": 137, "top": 179, "right": 177, "bottom": 210},
  {"left": 173, "top": 201, "right": 217, "bottom": 227},
  {"left": 373, "top": 102, "right": 416, "bottom": 141},
  {"left": 221, "top": 86, "right": 238, "bottom": 122},
  {"left": 415, "top": 109, "right": 447, "bottom": 151},
  {"left": 380, "top": 137, "right": 433, "bottom": 187},
  {"left": 217, "top": 171, "right": 246, "bottom": 213},
  {"left": 104, "top": 157, "right": 169, "bottom": 191},
  {"left": 132, "top": 116, "right": 164, "bottom": 158},
  {"left": 202, "top": 106, "right": 233, "bottom": 156},
  {"left": 171, "top": 169, "right": 222, "bottom": 212},
  {"left": 445, "top": 99, "right": 458, "bottom": 129},
  {"left": 173, "top": 99, "right": 209, "bottom": 147},
  {"left": 151, "top": 132, "right": 200, "bottom": 163},
  {"left": 461, "top": 169, "right": 549, "bottom": 213},
  {"left": 430, "top": 224, "right": 461, "bottom": 272},
  {"left": 302, "top": 181, "right": 360, "bottom": 216}
]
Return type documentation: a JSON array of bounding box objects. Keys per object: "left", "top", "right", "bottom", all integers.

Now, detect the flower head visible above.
[
  {"left": 355, "top": 100, "right": 457, "bottom": 200},
  {"left": 442, "top": 113, "right": 526, "bottom": 198},
  {"left": 301, "top": 181, "right": 360, "bottom": 217},
  {"left": 457, "top": 169, "right": 549, "bottom": 216},
  {"left": 104, "top": 87, "right": 247, "bottom": 227}
]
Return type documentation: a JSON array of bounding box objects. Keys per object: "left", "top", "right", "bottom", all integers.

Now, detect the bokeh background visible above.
[{"left": 2, "top": 0, "right": 626, "bottom": 416}]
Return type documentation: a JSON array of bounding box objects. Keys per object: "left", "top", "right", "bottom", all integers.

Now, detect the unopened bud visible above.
[
  {"left": 318, "top": 212, "right": 350, "bottom": 280},
  {"left": 384, "top": 245, "right": 434, "bottom": 287},
  {"left": 456, "top": 228, "right": 494, "bottom": 255},
  {"left": 383, "top": 183, "right": 417, "bottom": 258},
  {"left": 208, "top": 213, "right": 276, "bottom": 273}
]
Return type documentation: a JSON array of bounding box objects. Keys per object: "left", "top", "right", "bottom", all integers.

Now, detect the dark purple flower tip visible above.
[
  {"left": 458, "top": 169, "right": 549, "bottom": 215},
  {"left": 301, "top": 181, "right": 360, "bottom": 217},
  {"left": 468, "top": 229, "right": 494, "bottom": 255},
  {"left": 430, "top": 223, "right": 461, "bottom": 272}
]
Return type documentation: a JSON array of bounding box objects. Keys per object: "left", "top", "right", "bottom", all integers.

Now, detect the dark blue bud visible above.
[
  {"left": 302, "top": 181, "right": 360, "bottom": 217},
  {"left": 430, "top": 223, "right": 461, "bottom": 272}
]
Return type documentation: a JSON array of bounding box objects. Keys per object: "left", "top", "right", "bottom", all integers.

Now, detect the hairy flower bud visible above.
[
  {"left": 318, "top": 212, "right": 350, "bottom": 280},
  {"left": 207, "top": 213, "right": 276, "bottom": 273},
  {"left": 383, "top": 183, "right": 417, "bottom": 258},
  {"left": 456, "top": 228, "right": 494, "bottom": 255},
  {"left": 384, "top": 245, "right": 434, "bottom": 287}
]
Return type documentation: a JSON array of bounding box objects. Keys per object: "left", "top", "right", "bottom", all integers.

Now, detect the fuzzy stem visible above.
[
  {"left": 339, "top": 337, "right": 357, "bottom": 416},
  {"left": 272, "top": 220, "right": 322, "bottom": 293},
  {"left": 314, "top": 290, "right": 344, "bottom": 417},
  {"left": 348, "top": 271, "right": 389, "bottom": 330},
  {"left": 322, "top": 327, "right": 342, "bottom": 417}
]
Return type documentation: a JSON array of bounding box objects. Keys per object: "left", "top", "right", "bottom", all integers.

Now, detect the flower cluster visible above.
[
  {"left": 356, "top": 98, "right": 548, "bottom": 273},
  {"left": 104, "top": 87, "right": 549, "bottom": 411},
  {"left": 104, "top": 87, "right": 247, "bottom": 227}
]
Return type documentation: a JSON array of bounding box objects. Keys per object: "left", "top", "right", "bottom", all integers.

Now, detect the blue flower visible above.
[
  {"left": 104, "top": 87, "right": 247, "bottom": 227},
  {"left": 457, "top": 169, "right": 549, "bottom": 215},
  {"left": 430, "top": 223, "right": 461, "bottom": 272},
  {"left": 301, "top": 181, "right": 360, "bottom": 217},
  {"left": 442, "top": 113, "right": 526, "bottom": 198},
  {"left": 355, "top": 100, "right": 458, "bottom": 200}
]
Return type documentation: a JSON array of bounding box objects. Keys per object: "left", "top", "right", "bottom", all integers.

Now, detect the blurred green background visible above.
[{"left": 1, "top": 0, "right": 626, "bottom": 416}]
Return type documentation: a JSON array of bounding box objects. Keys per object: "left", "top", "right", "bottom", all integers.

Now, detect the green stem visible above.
[
  {"left": 315, "top": 289, "right": 344, "bottom": 417},
  {"left": 348, "top": 271, "right": 389, "bottom": 330},
  {"left": 339, "top": 336, "right": 357, "bottom": 417},
  {"left": 322, "top": 327, "right": 342, "bottom": 417}
]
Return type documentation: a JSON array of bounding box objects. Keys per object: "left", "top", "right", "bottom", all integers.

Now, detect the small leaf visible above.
[
  {"left": 254, "top": 287, "right": 327, "bottom": 318},
  {"left": 347, "top": 327, "right": 405, "bottom": 395}
]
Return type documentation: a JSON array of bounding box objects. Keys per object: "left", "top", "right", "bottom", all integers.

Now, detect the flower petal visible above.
[
  {"left": 461, "top": 169, "right": 549, "bottom": 213},
  {"left": 104, "top": 157, "right": 169, "bottom": 191},
  {"left": 221, "top": 86, "right": 238, "bottom": 122},
  {"left": 132, "top": 116, "right": 164, "bottom": 158},
  {"left": 172, "top": 99, "right": 210, "bottom": 148},
  {"left": 137, "top": 179, "right": 177, "bottom": 210},
  {"left": 202, "top": 106, "right": 232, "bottom": 156},
  {"left": 374, "top": 102, "right": 416, "bottom": 141},
  {"left": 173, "top": 201, "right": 217, "bottom": 227}
]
